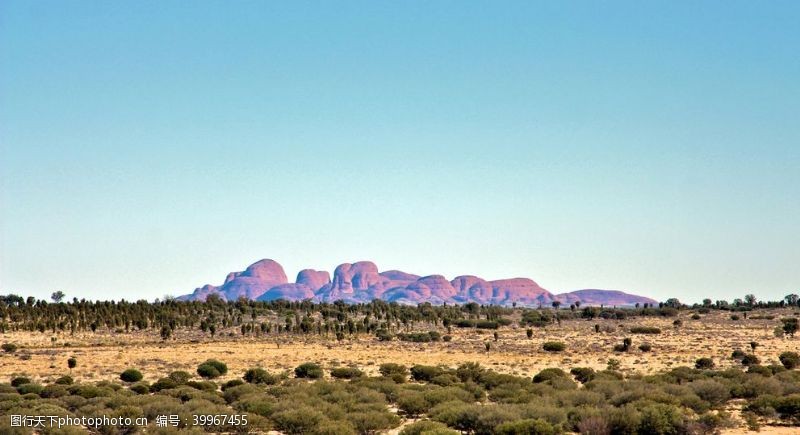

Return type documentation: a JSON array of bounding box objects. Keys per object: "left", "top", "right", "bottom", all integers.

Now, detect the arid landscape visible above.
[{"left": 2, "top": 298, "right": 800, "bottom": 434}]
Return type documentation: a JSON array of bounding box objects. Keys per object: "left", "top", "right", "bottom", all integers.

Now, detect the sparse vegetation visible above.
[{"left": 2, "top": 294, "right": 800, "bottom": 432}]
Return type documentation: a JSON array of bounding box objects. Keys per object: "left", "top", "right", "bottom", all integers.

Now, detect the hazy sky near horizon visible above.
[{"left": 1, "top": 1, "right": 798, "bottom": 304}]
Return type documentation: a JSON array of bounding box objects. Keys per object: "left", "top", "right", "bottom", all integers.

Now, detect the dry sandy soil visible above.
[{"left": 1, "top": 308, "right": 798, "bottom": 433}]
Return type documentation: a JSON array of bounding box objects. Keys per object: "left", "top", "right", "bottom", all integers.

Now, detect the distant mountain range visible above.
[{"left": 178, "top": 259, "right": 656, "bottom": 307}]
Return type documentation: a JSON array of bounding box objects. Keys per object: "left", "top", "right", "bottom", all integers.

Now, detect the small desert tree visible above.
[
  {"left": 51, "top": 291, "right": 65, "bottom": 303},
  {"left": 67, "top": 357, "right": 77, "bottom": 373}
]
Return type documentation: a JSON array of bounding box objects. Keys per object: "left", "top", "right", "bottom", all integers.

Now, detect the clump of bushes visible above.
[
  {"left": 533, "top": 368, "right": 568, "bottom": 383},
  {"left": 741, "top": 354, "right": 761, "bottom": 366},
  {"left": 197, "top": 359, "right": 228, "bottom": 379},
  {"left": 570, "top": 367, "right": 596, "bottom": 383},
  {"left": 411, "top": 365, "right": 445, "bottom": 382},
  {"left": 695, "top": 357, "right": 715, "bottom": 369},
  {"left": 379, "top": 363, "right": 409, "bottom": 383},
  {"left": 638, "top": 343, "right": 652, "bottom": 352},
  {"left": 780, "top": 351, "right": 800, "bottom": 370},
  {"left": 330, "top": 367, "right": 364, "bottom": 379},
  {"left": 542, "top": 341, "right": 566, "bottom": 352},
  {"left": 1, "top": 343, "right": 18, "bottom": 353},
  {"left": 243, "top": 367, "right": 277, "bottom": 384},
  {"left": 295, "top": 362, "right": 323, "bottom": 379},
  {"left": 120, "top": 368, "right": 143, "bottom": 383}
]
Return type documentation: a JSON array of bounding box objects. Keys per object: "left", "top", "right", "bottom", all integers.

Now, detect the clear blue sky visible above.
[{"left": 1, "top": 1, "right": 798, "bottom": 304}]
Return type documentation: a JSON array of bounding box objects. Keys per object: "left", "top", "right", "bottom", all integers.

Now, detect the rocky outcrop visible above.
[
  {"left": 556, "top": 289, "right": 656, "bottom": 306},
  {"left": 296, "top": 269, "right": 331, "bottom": 290},
  {"left": 179, "top": 258, "right": 655, "bottom": 307}
]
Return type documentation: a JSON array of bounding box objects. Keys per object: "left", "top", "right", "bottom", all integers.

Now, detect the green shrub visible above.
[
  {"left": 411, "top": 365, "right": 445, "bottom": 382},
  {"left": 690, "top": 379, "right": 730, "bottom": 406},
  {"left": 695, "top": 358, "right": 715, "bottom": 369},
  {"left": 741, "top": 354, "right": 760, "bottom": 366},
  {"left": 130, "top": 382, "right": 150, "bottom": 394},
  {"left": 400, "top": 420, "right": 459, "bottom": 435},
  {"left": 1, "top": 343, "right": 18, "bottom": 353},
  {"left": 748, "top": 365, "right": 773, "bottom": 377},
  {"left": 639, "top": 343, "right": 652, "bottom": 352},
  {"left": 780, "top": 351, "right": 800, "bottom": 370},
  {"left": 55, "top": 375, "right": 73, "bottom": 385},
  {"left": 40, "top": 384, "right": 68, "bottom": 398},
  {"left": 243, "top": 367, "right": 277, "bottom": 384},
  {"left": 347, "top": 409, "right": 400, "bottom": 433},
  {"left": 197, "top": 359, "right": 228, "bottom": 379},
  {"left": 398, "top": 392, "right": 431, "bottom": 416},
  {"left": 150, "top": 377, "right": 179, "bottom": 392},
  {"left": 168, "top": 370, "right": 192, "bottom": 384},
  {"left": 775, "top": 394, "right": 800, "bottom": 423},
  {"left": 496, "top": 418, "right": 557, "bottom": 435},
  {"left": 379, "top": 363, "right": 408, "bottom": 377},
  {"left": 629, "top": 326, "right": 661, "bottom": 334},
  {"left": 16, "top": 383, "right": 43, "bottom": 395},
  {"left": 570, "top": 367, "right": 596, "bottom": 384},
  {"left": 475, "top": 320, "right": 499, "bottom": 329},
  {"left": 638, "top": 403, "right": 686, "bottom": 434},
  {"left": 11, "top": 377, "right": 31, "bottom": 387},
  {"left": 272, "top": 406, "right": 325, "bottom": 434},
  {"left": 313, "top": 419, "right": 358, "bottom": 435},
  {"left": 542, "top": 341, "right": 565, "bottom": 352},
  {"left": 223, "top": 379, "right": 245, "bottom": 390},
  {"left": 120, "top": 368, "right": 143, "bottom": 382},
  {"left": 295, "top": 362, "right": 323, "bottom": 379},
  {"left": 533, "top": 368, "right": 568, "bottom": 383},
  {"left": 330, "top": 367, "right": 363, "bottom": 379}
]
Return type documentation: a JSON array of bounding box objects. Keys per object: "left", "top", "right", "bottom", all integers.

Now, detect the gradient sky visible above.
[{"left": 1, "top": 1, "right": 798, "bottom": 304}]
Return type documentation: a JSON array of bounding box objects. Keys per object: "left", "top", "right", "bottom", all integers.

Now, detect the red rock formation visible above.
[{"left": 180, "top": 258, "right": 655, "bottom": 307}]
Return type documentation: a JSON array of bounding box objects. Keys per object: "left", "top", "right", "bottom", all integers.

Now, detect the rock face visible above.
[
  {"left": 556, "top": 289, "right": 656, "bottom": 306},
  {"left": 296, "top": 269, "right": 331, "bottom": 290},
  {"left": 179, "top": 258, "right": 656, "bottom": 306}
]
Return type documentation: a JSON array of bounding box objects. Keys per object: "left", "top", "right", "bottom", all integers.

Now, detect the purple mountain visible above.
[{"left": 178, "top": 258, "right": 657, "bottom": 307}]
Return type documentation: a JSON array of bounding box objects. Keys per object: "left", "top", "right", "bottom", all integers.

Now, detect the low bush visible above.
[
  {"left": 741, "top": 354, "right": 761, "bottom": 367},
  {"left": 780, "top": 352, "right": 800, "bottom": 370},
  {"left": 243, "top": 367, "right": 277, "bottom": 384},
  {"left": 55, "top": 375, "right": 73, "bottom": 385},
  {"left": 11, "top": 377, "right": 32, "bottom": 387},
  {"left": 1, "top": 343, "right": 18, "bottom": 353},
  {"left": 629, "top": 326, "right": 661, "bottom": 334},
  {"left": 330, "top": 367, "right": 364, "bottom": 379},
  {"left": 695, "top": 358, "right": 715, "bottom": 369},
  {"left": 411, "top": 365, "right": 445, "bottom": 382},
  {"left": 150, "top": 377, "right": 179, "bottom": 392},
  {"left": 295, "top": 362, "right": 323, "bottom": 379},
  {"left": 379, "top": 363, "right": 408, "bottom": 377},
  {"left": 496, "top": 418, "right": 557, "bottom": 435},
  {"left": 197, "top": 359, "right": 228, "bottom": 379},
  {"left": 533, "top": 368, "right": 568, "bottom": 383},
  {"left": 16, "top": 383, "right": 44, "bottom": 395},
  {"left": 542, "top": 341, "right": 565, "bottom": 352},
  {"left": 120, "top": 368, "right": 143, "bottom": 383},
  {"left": 168, "top": 370, "right": 192, "bottom": 384},
  {"left": 130, "top": 382, "right": 150, "bottom": 394},
  {"left": 400, "top": 420, "right": 459, "bottom": 435},
  {"left": 570, "top": 367, "right": 596, "bottom": 384}
]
